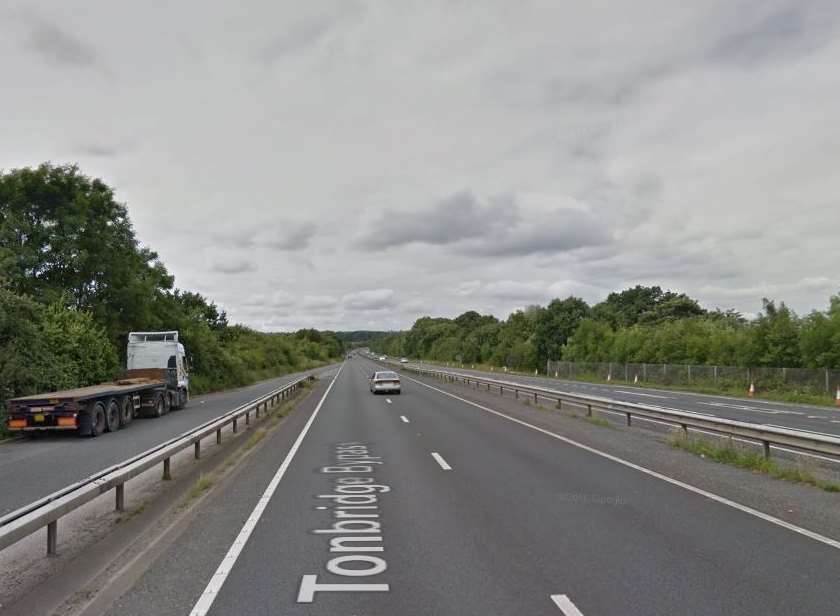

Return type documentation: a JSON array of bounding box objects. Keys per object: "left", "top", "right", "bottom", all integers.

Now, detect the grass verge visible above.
[{"left": 672, "top": 435, "right": 840, "bottom": 492}]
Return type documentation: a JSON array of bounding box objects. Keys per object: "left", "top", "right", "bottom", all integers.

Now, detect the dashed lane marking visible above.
[
  {"left": 431, "top": 452, "right": 452, "bottom": 470},
  {"left": 551, "top": 594, "right": 584, "bottom": 615}
]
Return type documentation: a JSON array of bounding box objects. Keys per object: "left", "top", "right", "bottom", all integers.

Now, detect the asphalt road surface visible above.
[
  {"left": 0, "top": 366, "right": 337, "bottom": 517},
  {"left": 173, "top": 357, "right": 840, "bottom": 616},
  {"left": 405, "top": 362, "right": 840, "bottom": 438}
]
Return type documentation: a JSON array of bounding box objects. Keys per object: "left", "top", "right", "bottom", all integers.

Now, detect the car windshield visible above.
[{"left": 376, "top": 372, "right": 398, "bottom": 380}]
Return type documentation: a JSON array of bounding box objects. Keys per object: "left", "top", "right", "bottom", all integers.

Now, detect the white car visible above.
[
  {"left": 379, "top": 355, "right": 386, "bottom": 361},
  {"left": 400, "top": 357, "right": 409, "bottom": 364},
  {"left": 369, "top": 371, "right": 401, "bottom": 394}
]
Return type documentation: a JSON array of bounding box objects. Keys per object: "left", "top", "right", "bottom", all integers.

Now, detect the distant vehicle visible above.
[
  {"left": 369, "top": 371, "right": 401, "bottom": 394},
  {"left": 5, "top": 331, "right": 190, "bottom": 437},
  {"left": 400, "top": 357, "right": 409, "bottom": 364},
  {"left": 379, "top": 355, "right": 386, "bottom": 361}
]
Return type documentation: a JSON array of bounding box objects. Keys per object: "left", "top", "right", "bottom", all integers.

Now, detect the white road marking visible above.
[
  {"left": 615, "top": 390, "right": 669, "bottom": 399},
  {"left": 386, "top": 398, "right": 392, "bottom": 404},
  {"left": 400, "top": 415, "right": 410, "bottom": 423},
  {"left": 405, "top": 374, "right": 840, "bottom": 552},
  {"left": 551, "top": 594, "right": 584, "bottom": 615},
  {"left": 431, "top": 452, "right": 452, "bottom": 470},
  {"left": 699, "top": 401, "right": 781, "bottom": 414},
  {"left": 832, "top": 420, "right": 840, "bottom": 424},
  {"left": 189, "top": 364, "right": 344, "bottom": 616},
  {"left": 807, "top": 415, "right": 823, "bottom": 419}
]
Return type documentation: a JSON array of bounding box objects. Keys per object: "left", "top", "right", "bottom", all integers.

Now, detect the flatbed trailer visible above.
[{"left": 6, "top": 369, "right": 183, "bottom": 437}]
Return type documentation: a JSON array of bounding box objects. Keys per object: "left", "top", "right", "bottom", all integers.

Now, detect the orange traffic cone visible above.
[
  {"left": 748, "top": 382, "right": 756, "bottom": 397},
  {"left": 835, "top": 386, "right": 840, "bottom": 407}
]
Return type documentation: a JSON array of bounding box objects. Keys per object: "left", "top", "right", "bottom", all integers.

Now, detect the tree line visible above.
[
  {"left": 370, "top": 285, "right": 840, "bottom": 371},
  {"left": 0, "top": 163, "right": 343, "bottom": 409}
]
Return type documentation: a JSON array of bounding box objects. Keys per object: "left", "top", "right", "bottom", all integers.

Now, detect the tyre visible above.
[
  {"left": 153, "top": 394, "right": 166, "bottom": 418},
  {"left": 90, "top": 402, "right": 106, "bottom": 437},
  {"left": 104, "top": 398, "right": 121, "bottom": 432},
  {"left": 119, "top": 396, "right": 134, "bottom": 428}
]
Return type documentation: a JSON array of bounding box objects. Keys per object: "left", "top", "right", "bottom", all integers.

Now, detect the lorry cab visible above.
[{"left": 127, "top": 331, "right": 189, "bottom": 399}]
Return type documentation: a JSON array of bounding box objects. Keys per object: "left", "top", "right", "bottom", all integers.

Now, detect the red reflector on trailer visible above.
[
  {"left": 57, "top": 416, "right": 77, "bottom": 427},
  {"left": 8, "top": 419, "right": 26, "bottom": 429}
]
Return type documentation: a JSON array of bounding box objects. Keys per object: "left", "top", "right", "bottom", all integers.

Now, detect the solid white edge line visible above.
[
  {"left": 404, "top": 373, "right": 840, "bottom": 552},
  {"left": 400, "top": 415, "right": 410, "bottom": 423},
  {"left": 431, "top": 452, "right": 452, "bottom": 470},
  {"left": 551, "top": 594, "right": 584, "bottom": 615},
  {"left": 189, "top": 363, "right": 345, "bottom": 616}
]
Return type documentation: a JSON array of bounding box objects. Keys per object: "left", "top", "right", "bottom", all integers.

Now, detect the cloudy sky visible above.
[{"left": 2, "top": 1, "right": 839, "bottom": 331}]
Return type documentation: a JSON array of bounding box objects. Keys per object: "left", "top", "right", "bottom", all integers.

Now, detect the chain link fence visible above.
[{"left": 546, "top": 360, "right": 840, "bottom": 395}]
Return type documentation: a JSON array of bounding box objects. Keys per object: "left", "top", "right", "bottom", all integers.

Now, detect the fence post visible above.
[
  {"left": 625, "top": 363, "right": 629, "bottom": 382},
  {"left": 643, "top": 363, "right": 647, "bottom": 381},
  {"left": 714, "top": 365, "right": 718, "bottom": 386},
  {"left": 115, "top": 483, "right": 125, "bottom": 512},
  {"left": 47, "top": 521, "right": 57, "bottom": 556},
  {"left": 827, "top": 368, "right": 831, "bottom": 394},
  {"left": 687, "top": 364, "right": 691, "bottom": 383}
]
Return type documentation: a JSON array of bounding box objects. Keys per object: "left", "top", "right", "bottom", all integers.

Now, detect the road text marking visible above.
[
  {"left": 189, "top": 365, "right": 344, "bottom": 616},
  {"left": 551, "top": 594, "right": 584, "bottom": 615},
  {"left": 431, "top": 452, "right": 452, "bottom": 470}
]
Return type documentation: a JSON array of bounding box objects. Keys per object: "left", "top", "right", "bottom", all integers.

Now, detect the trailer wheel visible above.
[
  {"left": 105, "top": 398, "right": 121, "bottom": 432},
  {"left": 90, "top": 402, "right": 106, "bottom": 437},
  {"left": 119, "top": 396, "right": 134, "bottom": 427},
  {"left": 153, "top": 394, "right": 166, "bottom": 418}
]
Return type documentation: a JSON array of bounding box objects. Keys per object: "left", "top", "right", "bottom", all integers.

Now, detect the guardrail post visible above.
[
  {"left": 115, "top": 483, "right": 125, "bottom": 512},
  {"left": 626, "top": 413, "right": 632, "bottom": 426},
  {"left": 216, "top": 428, "right": 222, "bottom": 444},
  {"left": 233, "top": 418, "right": 238, "bottom": 433},
  {"left": 47, "top": 520, "right": 57, "bottom": 556},
  {"left": 246, "top": 411, "right": 251, "bottom": 426},
  {"left": 515, "top": 389, "right": 519, "bottom": 399},
  {"left": 534, "top": 392, "right": 539, "bottom": 404},
  {"left": 163, "top": 458, "right": 172, "bottom": 480},
  {"left": 256, "top": 404, "right": 260, "bottom": 419},
  {"left": 556, "top": 399, "right": 562, "bottom": 410},
  {"left": 194, "top": 440, "right": 201, "bottom": 459},
  {"left": 500, "top": 386, "right": 503, "bottom": 396},
  {"left": 763, "top": 440, "right": 771, "bottom": 459},
  {"left": 586, "top": 404, "right": 592, "bottom": 417},
  {"left": 681, "top": 424, "right": 688, "bottom": 438}
]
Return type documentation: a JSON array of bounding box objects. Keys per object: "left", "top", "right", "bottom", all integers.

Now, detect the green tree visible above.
[
  {"left": 533, "top": 297, "right": 590, "bottom": 364},
  {"left": 0, "top": 163, "right": 174, "bottom": 344}
]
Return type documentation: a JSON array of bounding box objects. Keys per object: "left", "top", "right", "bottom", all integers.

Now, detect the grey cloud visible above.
[
  {"left": 211, "top": 260, "right": 257, "bottom": 274},
  {"left": 707, "top": 3, "right": 839, "bottom": 67},
  {"left": 214, "top": 221, "right": 318, "bottom": 251},
  {"left": 265, "top": 222, "right": 317, "bottom": 251},
  {"left": 77, "top": 139, "right": 136, "bottom": 158},
  {"left": 358, "top": 191, "right": 610, "bottom": 257},
  {"left": 259, "top": 3, "right": 362, "bottom": 63},
  {"left": 357, "top": 191, "right": 519, "bottom": 251},
  {"left": 342, "top": 289, "right": 396, "bottom": 310},
  {"left": 18, "top": 14, "right": 102, "bottom": 69}
]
